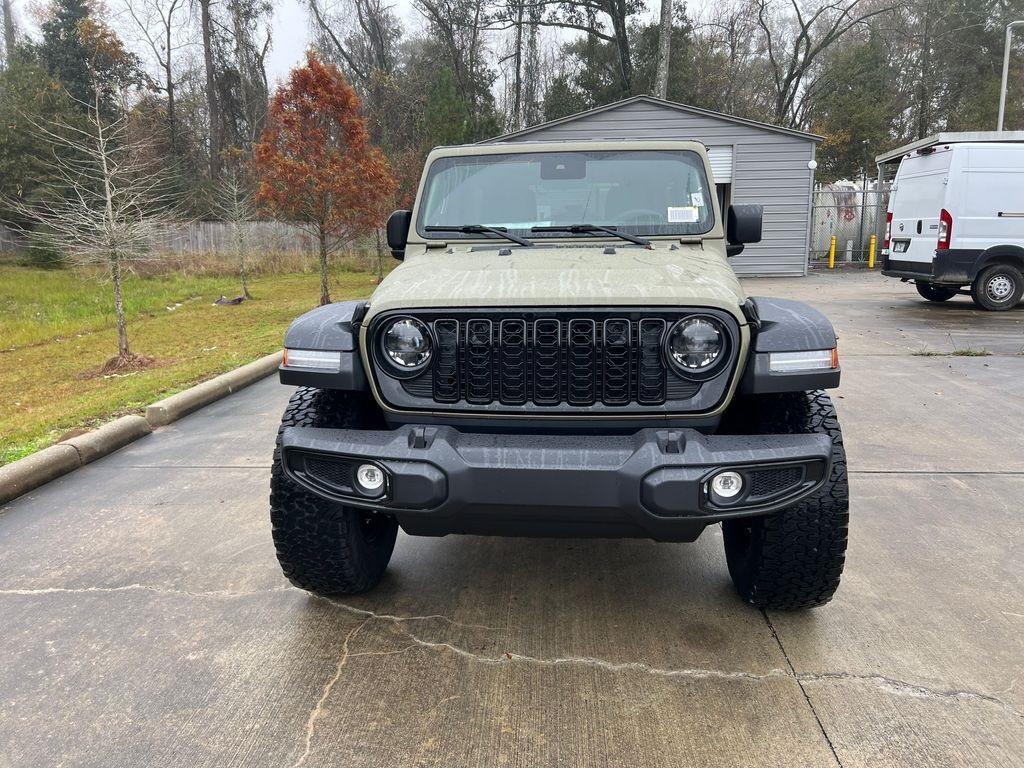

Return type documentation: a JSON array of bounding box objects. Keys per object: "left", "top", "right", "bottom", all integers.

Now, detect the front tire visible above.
[
  {"left": 722, "top": 391, "right": 849, "bottom": 610},
  {"left": 915, "top": 282, "right": 958, "bottom": 302},
  {"left": 971, "top": 264, "right": 1024, "bottom": 311},
  {"left": 270, "top": 387, "right": 397, "bottom": 595}
]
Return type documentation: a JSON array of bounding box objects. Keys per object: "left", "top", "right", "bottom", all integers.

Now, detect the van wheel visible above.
[
  {"left": 971, "top": 264, "right": 1024, "bottom": 311},
  {"left": 915, "top": 282, "right": 958, "bottom": 302}
]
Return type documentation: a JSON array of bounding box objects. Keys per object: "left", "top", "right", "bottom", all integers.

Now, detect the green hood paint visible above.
[{"left": 365, "top": 243, "right": 748, "bottom": 323}]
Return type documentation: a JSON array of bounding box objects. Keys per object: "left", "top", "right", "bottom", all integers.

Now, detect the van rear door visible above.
[{"left": 889, "top": 148, "right": 952, "bottom": 268}]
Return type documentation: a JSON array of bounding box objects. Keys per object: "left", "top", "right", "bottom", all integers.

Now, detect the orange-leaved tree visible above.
[{"left": 254, "top": 53, "right": 396, "bottom": 305}]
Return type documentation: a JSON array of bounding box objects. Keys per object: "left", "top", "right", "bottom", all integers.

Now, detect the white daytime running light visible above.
[
  {"left": 769, "top": 349, "right": 835, "bottom": 373},
  {"left": 284, "top": 349, "right": 343, "bottom": 371}
]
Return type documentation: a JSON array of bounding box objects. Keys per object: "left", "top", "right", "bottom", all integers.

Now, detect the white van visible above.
[{"left": 881, "top": 141, "right": 1024, "bottom": 310}]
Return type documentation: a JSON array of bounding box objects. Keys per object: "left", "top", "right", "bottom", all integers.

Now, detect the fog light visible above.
[
  {"left": 711, "top": 471, "right": 743, "bottom": 499},
  {"left": 355, "top": 463, "right": 385, "bottom": 494}
]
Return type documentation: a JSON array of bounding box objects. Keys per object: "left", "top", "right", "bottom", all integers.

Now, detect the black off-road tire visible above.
[
  {"left": 971, "top": 264, "right": 1024, "bottom": 311},
  {"left": 722, "top": 391, "right": 849, "bottom": 610},
  {"left": 270, "top": 387, "right": 398, "bottom": 595},
  {"left": 915, "top": 282, "right": 958, "bottom": 302}
]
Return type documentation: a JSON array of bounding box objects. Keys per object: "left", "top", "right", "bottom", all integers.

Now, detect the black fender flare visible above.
[
  {"left": 740, "top": 297, "right": 840, "bottom": 394},
  {"left": 279, "top": 301, "right": 370, "bottom": 391},
  {"left": 975, "top": 245, "right": 1024, "bottom": 276}
]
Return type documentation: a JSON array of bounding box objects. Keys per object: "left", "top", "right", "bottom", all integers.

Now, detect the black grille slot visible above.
[
  {"left": 417, "top": 313, "right": 713, "bottom": 409},
  {"left": 567, "top": 319, "right": 597, "bottom": 405},
  {"left": 499, "top": 319, "right": 528, "bottom": 404},
  {"left": 637, "top": 319, "right": 667, "bottom": 404},
  {"left": 749, "top": 466, "right": 804, "bottom": 498},
  {"left": 433, "top": 319, "right": 460, "bottom": 402},
  {"left": 602, "top": 319, "right": 632, "bottom": 405},
  {"left": 533, "top": 319, "right": 562, "bottom": 405},
  {"left": 465, "top": 319, "right": 494, "bottom": 404}
]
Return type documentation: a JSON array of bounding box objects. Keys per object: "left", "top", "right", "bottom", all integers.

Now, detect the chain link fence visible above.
[{"left": 809, "top": 184, "right": 891, "bottom": 266}]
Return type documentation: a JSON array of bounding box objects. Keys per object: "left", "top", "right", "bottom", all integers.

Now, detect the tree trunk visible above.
[
  {"left": 609, "top": 0, "right": 633, "bottom": 94},
  {"left": 2, "top": 0, "right": 15, "bottom": 57},
  {"left": 317, "top": 231, "right": 331, "bottom": 306},
  {"left": 111, "top": 255, "right": 130, "bottom": 359},
  {"left": 512, "top": 0, "right": 524, "bottom": 129},
  {"left": 199, "top": 0, "right": 221, "bottom": 180},
  {"left": 374, "top": 228, "right": 385, "bottom": 282},
  {"left": 654, "top": 0, "right": 672, "bottom": 99},
  {"left": 165, "top": 19, "right": 176, "bottom": 152},
  {"left": 236, "top": 222, "right": 251, "bottom": 299}
]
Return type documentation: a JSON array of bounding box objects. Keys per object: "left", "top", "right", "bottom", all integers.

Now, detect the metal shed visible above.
[{"left": 485, "top": 95, "right": 822, "bottom": 277}]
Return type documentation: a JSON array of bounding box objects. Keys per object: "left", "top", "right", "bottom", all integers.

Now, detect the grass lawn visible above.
[{"left": 0, "top": 264, "right": 379, "bottom": 466}]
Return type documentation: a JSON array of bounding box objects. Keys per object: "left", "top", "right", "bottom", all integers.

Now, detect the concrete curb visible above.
[
  {"left": 64, "top": 415, "right": 153, "bottom": 465},
  {"left": 0, "top": 445, "right": 82, "bottom": 506},
  {"left": 145, "top": 352, "right": 283, "bottom": 427},
  {"left": 1, "top": 351, "right": 283, "bottom": 506}
]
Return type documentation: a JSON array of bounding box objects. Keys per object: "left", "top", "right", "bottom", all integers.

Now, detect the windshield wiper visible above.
[
  {"left": 425, "top": 224, "right": 533, "bottom": 247},
  {"left": 531, "top": 224, "right": 651, "bottom": 247}
]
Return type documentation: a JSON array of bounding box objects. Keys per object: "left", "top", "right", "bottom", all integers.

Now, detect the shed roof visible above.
[
  {"left": 875, "top": 131, "right": 1024, "bottom": 165},
  {"left": 485, "top": 95, "right": 823, "bottom": 144}
]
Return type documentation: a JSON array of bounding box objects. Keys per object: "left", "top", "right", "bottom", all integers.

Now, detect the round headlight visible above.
[
  {"left": 667, "top": 317, "right": 725, "bottom": 373},
  {"left": 382, "top": 318, "right": 432, "bottom": 371}
]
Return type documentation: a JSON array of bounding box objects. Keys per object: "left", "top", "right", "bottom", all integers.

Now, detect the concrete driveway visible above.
[{"left": 1, "top": 272, "right": 1022, "bottom": 767}]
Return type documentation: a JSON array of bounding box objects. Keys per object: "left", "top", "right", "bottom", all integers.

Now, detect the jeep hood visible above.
[{"left": 365, "top": 244, "right": 746, "bottom": 322}]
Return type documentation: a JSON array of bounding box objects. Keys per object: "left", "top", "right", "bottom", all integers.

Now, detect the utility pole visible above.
[{"left": 997, "top": 21, "right": 1024, "bottom": 132}]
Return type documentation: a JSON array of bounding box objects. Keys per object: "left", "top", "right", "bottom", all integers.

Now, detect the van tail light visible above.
[
  {"left": 938, "top": 209, "right": 952, "bottom": 250},
  {"left": 883, "top": 212, "right": 893, "bottom": 250}
]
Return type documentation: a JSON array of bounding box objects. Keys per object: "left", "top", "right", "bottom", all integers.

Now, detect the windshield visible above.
[{"left": 416, "top": 149, "right": 716, "bottom": 240}]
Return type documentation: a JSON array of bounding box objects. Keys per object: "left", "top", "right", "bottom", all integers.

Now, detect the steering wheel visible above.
[{"left": 615, "top": 208, "right": 663, "bottom": 225}]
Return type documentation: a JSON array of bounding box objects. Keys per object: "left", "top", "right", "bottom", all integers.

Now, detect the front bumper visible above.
[{"left": 280, "top": 425, "right": 832, "bottom": 542}]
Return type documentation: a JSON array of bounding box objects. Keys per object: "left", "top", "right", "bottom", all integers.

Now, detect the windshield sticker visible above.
[
  {"left": 691, "top": 193, "right": 705, "bottom": 207},
  {"left": 668, "top": 206, "right": 699, "bottom": 223}
]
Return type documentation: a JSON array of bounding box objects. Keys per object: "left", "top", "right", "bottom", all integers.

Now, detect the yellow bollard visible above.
[
  {"left": 868, "top": 234, "right": 877, "bottom": 269},
  {"left": 828, "top": 236, "right": 837, "bottom": 269}
]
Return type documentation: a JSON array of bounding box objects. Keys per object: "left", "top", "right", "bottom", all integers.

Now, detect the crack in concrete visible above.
[
  {"left": 318, "top": 596, "right": 499, "bottom": 632},
  {"left": 798, "top": 671, "right": 1024, "bottom": 719},
  {"left": 6, "top": 583, "right": 1021, "bottom": 722},
  {"left": 289, "top": 618, "right": 369, "bottom": 768},
  {"left": 763, "top": 610, "right": 844, "bottom": 768}
]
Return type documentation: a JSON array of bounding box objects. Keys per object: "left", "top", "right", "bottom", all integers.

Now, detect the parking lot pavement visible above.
[{"left": 1, "top": 272, "right": 1022, "bottom": 767}]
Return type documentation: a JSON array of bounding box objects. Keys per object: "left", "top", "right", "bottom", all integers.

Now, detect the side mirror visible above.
[
  {"left": 726, "top": 204, "right": 763, "bottom": 257},
  {"left": 386, "top": 210, "right": 413, "bottom": 261}
]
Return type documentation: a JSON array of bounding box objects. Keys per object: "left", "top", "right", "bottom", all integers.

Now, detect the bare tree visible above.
[
  {"left": 308, "top": 0, "right": 401, "bottom": 89},
  {"left": 123, "top": 0, "right": 194, "bottom": 151},
  {"left": 213, "top": 166, "right": 257, "bottom": 299},
  {"left": 694, "top": 3, "right": 765, "bottom": 115},
  {"left": 752, "top": 0, "right": 893, "bottom": 127},
  {"left": 414, "top": 0, "right": 489, "bottom": 112},
  {"left": 8, "top": 90, "right": 180, "bottom": 366},
  {"left": 654, "top": 0, "right": 672, "bottom": 98},
  {"left": 225, "top": 0, "right": 272, "bottom": 147}
]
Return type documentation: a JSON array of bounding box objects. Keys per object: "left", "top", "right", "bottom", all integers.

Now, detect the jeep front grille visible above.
[{"left": 419, "top": 316, "right": 684, "bottom": 408}]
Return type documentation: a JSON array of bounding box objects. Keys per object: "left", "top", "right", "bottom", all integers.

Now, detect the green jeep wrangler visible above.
[{"left": 271, "top": 140, "right": 848, "bottom": 610}]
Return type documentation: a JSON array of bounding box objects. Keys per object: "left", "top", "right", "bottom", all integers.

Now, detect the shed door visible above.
[{"left": 707, "top": 147, "right": 734, "bottom": 184}]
